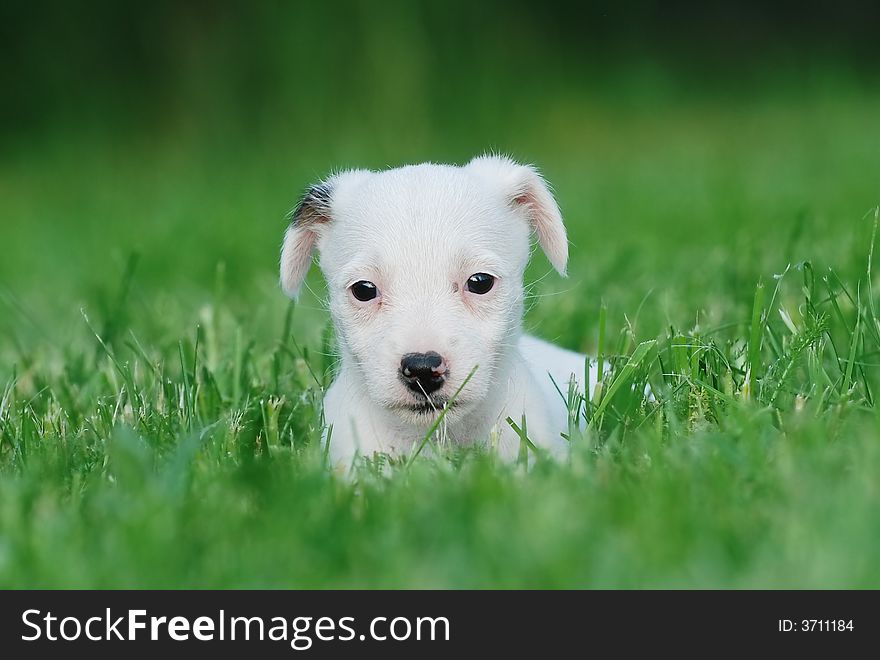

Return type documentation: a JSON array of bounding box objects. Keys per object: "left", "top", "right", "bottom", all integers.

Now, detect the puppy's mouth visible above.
[{"left": 392, "top": 398, "right": 456, "bottom": 416}]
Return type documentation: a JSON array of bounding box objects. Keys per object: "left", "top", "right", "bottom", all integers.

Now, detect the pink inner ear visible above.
[
  {"left": 512, "top": 178, "right": 568, "bottom": 276},
  {"left": 280, "top": 224, "right": 319, "bottom": 298},
  {"left": 513, "top": 191, "right": 541, "bottom": 219}
]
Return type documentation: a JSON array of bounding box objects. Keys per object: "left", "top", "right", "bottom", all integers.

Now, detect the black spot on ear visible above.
[{"left": 289, "top": 182, "right": 334, "bottom": 227}]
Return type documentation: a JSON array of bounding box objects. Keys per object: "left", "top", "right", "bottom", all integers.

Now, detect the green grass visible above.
[{"left": 2, "top": 76, "right": 880, "bottom": 588}]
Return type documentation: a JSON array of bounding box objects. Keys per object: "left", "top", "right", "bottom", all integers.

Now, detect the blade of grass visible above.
[
  {"left": 587, "top": 339, "right": 656, "bottom": 431},
  {"left": 407, "top": 364, "right": 478, "bottom": 465},
  {"left": 745, "top": 279, "right": 766, "bottom": 401}
]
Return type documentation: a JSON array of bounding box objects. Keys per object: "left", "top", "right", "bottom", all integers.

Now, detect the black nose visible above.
[{"left": 400, "top": 352, "right": 447, "bottom": 395}]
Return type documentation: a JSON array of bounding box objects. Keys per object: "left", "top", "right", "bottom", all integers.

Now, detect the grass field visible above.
[{"left": 2, "top": 69, "right": 880, "bottom": 588}]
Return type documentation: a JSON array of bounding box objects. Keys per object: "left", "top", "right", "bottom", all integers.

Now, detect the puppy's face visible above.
[{"left": 281, "top": 156, "right": 568, "bottom": 425}]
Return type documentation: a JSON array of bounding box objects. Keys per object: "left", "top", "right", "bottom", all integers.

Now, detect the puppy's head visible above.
[{"left": 280, "top": 155, "right": 568, "bottom": 424}]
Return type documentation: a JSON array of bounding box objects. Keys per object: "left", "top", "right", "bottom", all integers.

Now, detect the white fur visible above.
[{"left": 280, "top": 155, "right": 599, "bottom": 468}]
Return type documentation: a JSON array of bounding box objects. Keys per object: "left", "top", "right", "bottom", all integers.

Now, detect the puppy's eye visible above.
[
  {"left": 350, "top": 280, "right": 378, "bottom": 302},
  {"left": 466, "top": 273, "right": 495, "bottom": 295}
]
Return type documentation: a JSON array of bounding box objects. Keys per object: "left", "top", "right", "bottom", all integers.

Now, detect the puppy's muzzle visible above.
[{"left": 400, "top": 352, "right": 447, "bottom": 395}]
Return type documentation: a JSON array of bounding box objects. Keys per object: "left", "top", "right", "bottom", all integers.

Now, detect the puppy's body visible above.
[{"left": 280, "top": 156, "right": 597, "bottom": 467}]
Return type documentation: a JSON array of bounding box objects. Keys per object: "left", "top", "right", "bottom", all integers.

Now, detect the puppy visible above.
[{"left": 280, "top": 155, "right": 599, "bottom": 467}]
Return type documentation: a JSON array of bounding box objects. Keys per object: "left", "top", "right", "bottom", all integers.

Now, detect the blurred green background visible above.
[
  {"left": 3, "top": 0, "right": 879, "bottom": 353},
  {"left": 1, "top": 2, "right": 880, "bottom": 588}
]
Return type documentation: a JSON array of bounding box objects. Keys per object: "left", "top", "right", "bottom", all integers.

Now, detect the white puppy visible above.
[{"left": 280, "top": 155, "right": 599, "bottom": 467}]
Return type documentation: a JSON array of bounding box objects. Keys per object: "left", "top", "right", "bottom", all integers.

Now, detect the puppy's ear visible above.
[
  {"left": 467, "top": 155, "right": 569, "bottom": 276},
  {"left": 280, "top": 182, "right": 334, "bottom": 298}
]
